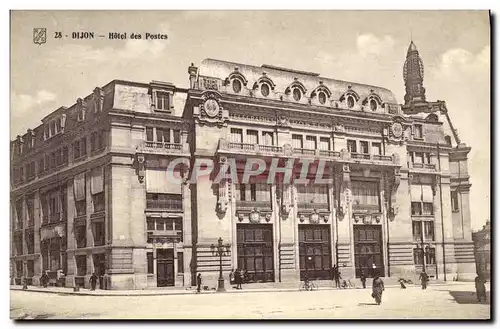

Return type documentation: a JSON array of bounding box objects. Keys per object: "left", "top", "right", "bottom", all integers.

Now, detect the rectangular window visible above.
[
  {"left": 424, "top": 221, "right": 435, "bottom": 241},
  {"left": 156, "top": 219, "right": 165, "bottom": 231},
  {"left": 156, "top": 92, "right": 170, "bottom": 111},
  {"left": 246, "top": 130, "right": 259, "bottom": 144},
  {"left": 262, "top": 132, "right": 274, "bottom": 146},
  {"left": 146, "top": 193, "right": 182, "bottom": 210},
  {"left": 38, "top": 158, "right": 45, "bottom": 175},
  {"left": 414, "top": 125, "right": 423, "bottom": 139},
  {"left": 305, "top": 136, "right": 317, "bottom": 150},
  {"left": 319, "top": 137, "right": 330, "bottom": 151},
  {"left": 76, "top": 255, "right": 87, "bottom": 276},
  {"left": 296, "top": 184, "right": 329, "bottom": 206},
  {"left": 425, "top": 153, "right": 432, "bottom": 164},
  {"left": 177, "top": 252, "right": 184, "bottom": 273},
  {"left": 411, "top": 202, "right": 422, "bottom": 216},
  {"left": 75, "top": 225, "right": 86, "bottom": 248},
  {"left": 27, "top": 260, "right": 34, "bottom": 277},
  {"left": 351, "top": 180, "right": 379, "bottom": 210},
  {"left": 74, "top": 140, "right": 81, "bottom": 159},
  {"left": 414, "top": 152, "right": 424, "bottom": 164},
  {"left": 372, "top": 142, "right": 381, "bottom": 155},
  {"left": 147, "top": 218, "right": 155, "bottom": 231},
  {"left": 146, "top": 127, "right": 154, "bottom": 142},
  {"left": 360, "top": 141, "right": 369, "bottom": 154},
  {"left": 239, "top": 184, "right": 246, "bottom": 201},
  {"left": 347, "top": 140, "right": 357, "bottom": 153},
  {"left": 426, "top": 248, "right": 436, "bottom": 265},
  {"left": 173, "top": 130, "right": 181, "bottom": 144},
  {"left": 62, "top": 147, "right": 69, "bottom": 164},
  {"left": 413, "top": 248, "right": 424, "bottom": 265},
  {"left": 26, "top": 195, "right": 34, "bottom": 227},
  {"left": 26, "top": 230, "right": 35, "bottom": 254},
  {"left": 230, "top": 128, "right": 243, "bottom": 143},
  {"left": 250, "top": 183, "right": 257, "bottom": 201},
  {"left": 412, "top": 221, "right": 422, "bottom": 241},
  {"left": 98, "top": 131, "right": 106, "bottom": 149},
  {"left": 156, "top": 128, "right": 171, "bottom": 143},
  {"left": 75, "top": 200, "right": 86, "bottom": 217},
  {"left": 50, "top": 121, "right": 56, "bottom": 136},
  {"left": 15, "top": 198, "right": 23, "bottom": 229},
  {"left": 94, "top": 222, "right": 105, "bottom": 246},
  {"left": 90, "top": 131, "right": 98, "bottom": 152},
  {"left": 92, "top": 192, "right": 105, "bottom": 213},
  {"left": 451, "top": 191, "right": 459, "bottom": 212},
  {"left": 81, "top": 138, "right": 87, "bottom": 157},
  {"left": 292, "top": 134, "right": 303, "bottom": 149},
  {"left": 56, "top": 118, "right": 62, "bottom": 133},
  {"left": 422, "top": 202, "right": 434, "bottom": 215},
  {"left": 147, "top": 252, "right": 154, "bottom": 274}
]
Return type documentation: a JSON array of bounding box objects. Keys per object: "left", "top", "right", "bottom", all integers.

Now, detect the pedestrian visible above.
[
  {"left": 22, "top": 276, "right": 28, "bottom": 290},
  {"left": 229, "top": 268, "right": 234, "bottom": 285},
  {"left": 360, "top": 270, "right": 366, "bottom": 289},
  {"left": 399, "top": 278, "right": 407, "bottom": 289},
  {"left": 89, "top": 272, "right": 98, "bottom": 291},
  {"left": 419, "top": 271, "right": 429, "bottom": 290},
  {"left": 197, "top": 273, "right": 202, "bottom": 293},
  {"left": 475, "top": 274, "right": 487, "bottom": 303},
  {"left": 371, "top": 276, "right": 385, "bottom": 305},
  {"left": 235, "top": 269, "right": 242, "bottom": 290},
  {"left": 40, "top": 271, "right": 49, "bottom": 288}
]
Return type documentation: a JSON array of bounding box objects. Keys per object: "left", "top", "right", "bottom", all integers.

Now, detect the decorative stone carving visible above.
[
  {"left": 136, "top": 152, "right": 145, "bottom": 183},
  {"left": 283, "top": 143, "right": 293, "bottom": 157},
  {"left": 194, "top": 91, "right": 229, "bottom": 127},
  {"left": 218, "top": 138, "right": 228, "bottom": 150},
  {"left": 392, "top": 153, "right": 400, "bottom": 165},
  {"left": 93, "top": 87, "right": 104, "bottom": 112},
  {"left": 334, "top": 123, "right": 345, "bottom": 133},
  {"left": 249, "top": 208, "right": 261, "bottom": 224},
  {"left": 340, "top": 148, "right": 350, "bottom": 160},
  {"left": 277, "top": 115, "right": 290, "bottom": 127},
  {"left": 337, "top": 205, "right": 345, "bottom": 221}
]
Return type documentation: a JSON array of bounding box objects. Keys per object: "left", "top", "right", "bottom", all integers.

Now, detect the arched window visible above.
[
  {"left": 261, "top": 83, "right": 270, "bottom": 97},
  {"left": 445, "top": 135, "right": 452, "bottom": 145},
  {"left": 347, "top": 96, "right": 355, "bottom": 108},
  {"left": 318, "top": 91, "right": 327, "bottom": 105},
  {"left": 293, "top": 88, "right": 302, "bottom": 101},
  {"left": 370, "top": 99, "right": 377, "bottom": 111},
  {"left": 232, "top": 79, "right": 242, "bottom": 93}
]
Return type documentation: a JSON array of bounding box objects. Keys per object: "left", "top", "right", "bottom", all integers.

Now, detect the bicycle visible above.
[{"left": 299, "top": 280, "right": 318, "bottom": 291}]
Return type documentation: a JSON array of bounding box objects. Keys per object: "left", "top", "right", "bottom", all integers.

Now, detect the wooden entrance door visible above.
[
  {"left": 299, "top": 225, "right": 332, "bottom": 280},
  {"left": 157, "top": 249, "right": 175, "bottom": 287},
  {"left": 354, "top": 225, "right": 384, "bottom": 278},
  {"left": 237, "top": 224, "right": 274, "bottom": 283}
]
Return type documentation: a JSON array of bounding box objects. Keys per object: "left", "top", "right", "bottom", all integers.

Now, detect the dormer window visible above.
[
  {"left": 414, "top": 124, "right": 423, "bottom": 139},
  {"left": 261, "top": 83, "right": 270, "bottom": 97},
  {"left": 293, "top": 88, "right": 302, "bottom": 101},
  {"left": 370, "top": 99, "right": 377, "bottom": 111},
  {"left": 77, "top": 109, "right": 86, "bottom": 122},
  {"left": 347, "top": 96, "right": 355, "bottom": 108},
  {"left": 318, "top": 91, "right": 327, "bottom": 105},
  {"left": 155, "top": 91, "right": 171, "bottom": 112},
  {"left": 232, "top": 79, "right": 242, "bottom": 93}
]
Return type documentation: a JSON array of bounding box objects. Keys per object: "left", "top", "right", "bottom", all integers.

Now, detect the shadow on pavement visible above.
[
  {"left": 449, "top": 291, "right": 490, "bottom": 305},
  {"left": 357, "top": 302, "right": 379, "bottom": 306}
]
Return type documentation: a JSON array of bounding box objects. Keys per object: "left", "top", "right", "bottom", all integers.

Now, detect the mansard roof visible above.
[{"left": 199, "top": 58, "right": 399, "bottom": 104}]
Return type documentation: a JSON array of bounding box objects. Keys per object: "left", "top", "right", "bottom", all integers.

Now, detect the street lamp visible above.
[{"left": 211, "top": 237, "right": 230, "bottom": 292}]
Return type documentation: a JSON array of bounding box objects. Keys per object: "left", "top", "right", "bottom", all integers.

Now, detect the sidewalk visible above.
[{"left": 10, "top": 281, "right": 471, "bottom": 297}]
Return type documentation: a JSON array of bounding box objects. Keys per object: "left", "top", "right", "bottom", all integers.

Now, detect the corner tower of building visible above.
[{"left": 403, "top": 41, "right": 426, "bottom": 106}]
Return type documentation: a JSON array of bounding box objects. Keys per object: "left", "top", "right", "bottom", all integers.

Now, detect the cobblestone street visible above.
[{"left": 10, "top": 282, "right": 490, "bottom": 320}]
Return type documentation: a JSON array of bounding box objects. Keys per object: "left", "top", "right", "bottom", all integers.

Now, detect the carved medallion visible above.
[
  {"left": 391, "top": 122, "right": 403, "bottom": 138},
  {"left": 204, "top": 99, "right": 220, "bottom": 118}
]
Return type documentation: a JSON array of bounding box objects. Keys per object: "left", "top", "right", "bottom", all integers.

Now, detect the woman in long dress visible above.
[
  {"left": 371, "top": 276, "right": 385, "bottom": 305},
  {"left": 475, "top": 275, "right": 487, "bottom": 302}
]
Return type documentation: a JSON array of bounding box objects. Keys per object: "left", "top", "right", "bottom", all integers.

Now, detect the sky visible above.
[{"left": 10, "top": 10, "right": 490, "bottom": 230}]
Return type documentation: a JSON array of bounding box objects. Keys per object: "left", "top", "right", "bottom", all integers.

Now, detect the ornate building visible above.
[{"left": 10, "top": 41, "right": 476, "bottom": 289}]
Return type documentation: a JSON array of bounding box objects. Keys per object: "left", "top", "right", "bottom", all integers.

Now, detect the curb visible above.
[{"left": 10, "top": 282, "right": 470, "bottom": 297}]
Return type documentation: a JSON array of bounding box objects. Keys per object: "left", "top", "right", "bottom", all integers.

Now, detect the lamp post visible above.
[{"left": 211, "top": 237, "right": 230, "bottom": 292}]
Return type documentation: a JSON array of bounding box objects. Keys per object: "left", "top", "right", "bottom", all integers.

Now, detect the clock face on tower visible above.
[
  {"left": 391, "top": 122, "right": 403, "bottom": 138},
  {"left": 203, "top": 99, "right": 219, "bottom": 117}
]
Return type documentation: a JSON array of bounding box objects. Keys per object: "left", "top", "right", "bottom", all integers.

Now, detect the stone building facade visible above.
[{"left": 10, "top": 41, "right": 476, "bottom": 289}]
